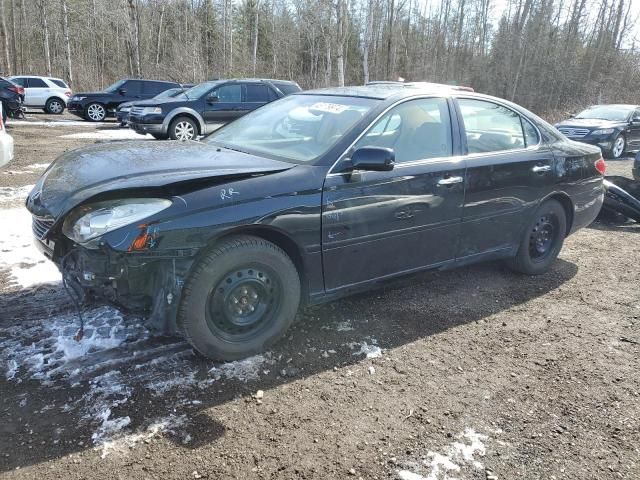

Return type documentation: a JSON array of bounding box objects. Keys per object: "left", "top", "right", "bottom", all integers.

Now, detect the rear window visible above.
[
  {"left": 49, "top": 79, "right": 68, "bottom": 88},
  {"left": 245, "top": 84, "right": 273, "bottom": 102},
  {"left": 273, "top": 82, "right": 301, "bottom": 95},
  {"left": 28, "top": 78, "right": 48, "bottom": 88},
  {"left": 145, "top": 81, "right": 175, "bottom": 95}
]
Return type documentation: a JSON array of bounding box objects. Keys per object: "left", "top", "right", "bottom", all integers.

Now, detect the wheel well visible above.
[
  {"left": 548, "top": 193, "right": 574, "bottom": 236},
  {"left": 170, "top": 114, "right": 201, "bottom": 135},
  {"left": 46, "top": 96, "right": 64, "bottom": 104}
]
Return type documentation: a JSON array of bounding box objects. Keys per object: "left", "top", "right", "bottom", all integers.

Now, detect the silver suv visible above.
[{"left": 8, "top": 76, "right": 71, "bottom": 114}]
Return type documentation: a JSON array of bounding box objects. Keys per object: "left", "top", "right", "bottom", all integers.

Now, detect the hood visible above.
[
  {"left": 27, "top": 141, "right": 294, "bottom": 219},
  {"left": 555, "top": 117, "right": 625, "bottom": 129},
  {"left": 118, "top": 101, "right": 134, "bottom": 110}
]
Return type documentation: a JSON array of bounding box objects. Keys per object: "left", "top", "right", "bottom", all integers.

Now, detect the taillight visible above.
[
  {"left": 595, "top": 157, "right": 607, "bottom": 175},
  {"left": 65, "top": 90, "right": 72, "bottom": 97},
  {"left": 8, "top": 85, "right": 24, "bottom": 95}
]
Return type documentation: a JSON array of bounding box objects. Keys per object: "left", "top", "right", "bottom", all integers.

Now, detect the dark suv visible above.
[
  {"left": 127, "top": 78, "right": 301, "bottom": 140},
  {"left": 68, "top": 78, "right": 182, "bottom": 122},
  {"left": 555, "top": 104, "right": 640, "bottom": 159},
  {"left": 0, "top": 77, "right": 24, "bottom": 123}
]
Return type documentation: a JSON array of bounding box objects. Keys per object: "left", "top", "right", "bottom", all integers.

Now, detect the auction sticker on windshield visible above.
[{"left": 310, "top": 102, "right": 349, "bottom": 114}]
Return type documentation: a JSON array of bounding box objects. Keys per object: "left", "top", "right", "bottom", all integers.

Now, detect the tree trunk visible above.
[
  {"left": 252, "top": 0, "right": 260, "bottom": 76},
  {"left": 38, "top": 0, "right": 52, "bottom": 76},
  {"left": 127, "top": 0, "right": 142, "bottom": 77},
  {"left": 0, "top": 0, "right": 11, "bottom": 74},
  {"left": 156, "top": 4, "right": 165, "bottom": 68},
  {"left": 61, "top": 0, "right": 74, "bottom": 86},
  {"left": 362, "top": 0, "right": 373, "bottom": 84}
]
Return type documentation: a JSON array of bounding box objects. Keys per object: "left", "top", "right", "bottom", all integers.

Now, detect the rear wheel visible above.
[
  {"left": 179, "top": 235, "right": 301, "bottom": 360},
  {"left": 507, "top": 199, "right": 567, "bottom": 275},
  {"left": 45, "top": 98, "right": 65, "bottom": 114},
  {"left": 1, "top": 102, "right": 6, "bottom": 124},
  {"left": 169, "top": 116, "right": 197, "bottom": 141},
  {"left": 85, "top": 103, "right": 106, "bottom": 122}
]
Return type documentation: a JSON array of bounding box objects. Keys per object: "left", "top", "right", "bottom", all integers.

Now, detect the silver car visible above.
[{"left": 8, "top": 76, "right": 72, "bottom": 114}]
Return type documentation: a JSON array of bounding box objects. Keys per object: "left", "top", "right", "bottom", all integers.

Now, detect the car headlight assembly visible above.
[
  {"left": 592, "top": 128, "right": 614, "bottom": 135},
  {"left": 142, "top": 106, "right": 162, "bottom": 114},
  {"left": 73, "top": 96, "right": 86, "bottom": 101},
  {"left": 62, "top": 198, "right": 172, "bottom": 246}
]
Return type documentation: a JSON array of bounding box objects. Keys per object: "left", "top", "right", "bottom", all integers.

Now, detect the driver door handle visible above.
[
  {"left": 437, "top": 176, "right": 464, "bottom": 186},
  {"left": 532, "top": 165, "right": 551, "bottom": 173}
]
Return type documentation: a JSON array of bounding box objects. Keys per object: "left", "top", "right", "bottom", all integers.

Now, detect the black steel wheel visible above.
[
  {"left": 507, "top": 199, "right": 567, "bottom": 275},
  {"left": 179, "top": 235, "right": 300, "bottom": 360}
]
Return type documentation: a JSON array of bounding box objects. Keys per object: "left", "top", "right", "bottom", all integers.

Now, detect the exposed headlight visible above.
[
  {"left": 120, "top": 106, "right": 131, "bottom": 112},
  {"left": 72, "top": 96, "right": 86, "bottom": 101},
  {"left": 62, "top": 198, "right": 172, "bottom": 245},
  {"left": 592, "top": 128, "right": 614, "bottom": 135},
  {"left": 141, "top": 106, "right": 162, "bottom": 114}
]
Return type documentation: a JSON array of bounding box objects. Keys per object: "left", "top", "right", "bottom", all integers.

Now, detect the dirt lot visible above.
[{"left": 0, "top": 112, "right": 639, "bottom": 480}]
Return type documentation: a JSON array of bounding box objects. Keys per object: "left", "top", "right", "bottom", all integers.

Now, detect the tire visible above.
[
  {"left": 169, "top": 116, "right": 197, "bottom": 141},
  {"left": 1, "top": 102, "right": 7, "bottom": 124},
  {"left": 45, "top": 98, "right": 65, "bottom": 115},
  {"left": 85, "top": 102, "right": 106, "bottom": 122},
  {"left": 607, "top": 134, "right": 626, "bottom": 159},
  {"left": 179, "top": 235, "right": 301, "bottom": 360},
  {"left": 507, "top": 199, "right": 567, "bottom": 275},
  {"left": 151, "top": 133, "right": 169, "bottom": 140}
]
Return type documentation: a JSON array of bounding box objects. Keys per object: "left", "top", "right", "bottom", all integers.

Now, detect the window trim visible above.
[
  {"left": 327, "top": 94, "right": 458, "bottom": 176},
  {"left": 453, "top": 95, "right": 543, "bottom": 160}
]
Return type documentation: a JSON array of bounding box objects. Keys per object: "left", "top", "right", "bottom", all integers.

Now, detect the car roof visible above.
[
  {"left": 585, "top": 104, "right": 639, "bottom": 109},
  {"left": 300, "top": 83, "right": 477, "bottom": 100}
]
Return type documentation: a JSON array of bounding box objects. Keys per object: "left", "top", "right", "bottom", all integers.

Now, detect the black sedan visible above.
[
  {"left": 26, "top": 85, "right": 606, "bottom": 360},
  {"left": 555, "top": 104, "right": 640, "bottom": 159}
]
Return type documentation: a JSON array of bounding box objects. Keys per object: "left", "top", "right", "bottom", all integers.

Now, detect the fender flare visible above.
[{"left": 162, "top": 108, "right": 206, "bottom": 135}]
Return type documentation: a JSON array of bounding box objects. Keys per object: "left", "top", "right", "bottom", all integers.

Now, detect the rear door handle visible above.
[
  {"left": 437, "top": 176, "right": 464, "bottom": 186},
  {"left": 532, "top": 165, "right": 551, "bottom": 173}
]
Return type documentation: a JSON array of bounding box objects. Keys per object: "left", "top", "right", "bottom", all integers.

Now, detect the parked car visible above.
[
  {"left": 116, "top": 86, "right": 192, "bottom": 126},
  {"left": 0, "top": 76, "right": 24, "bottom": 124},
  {"left": 0, "top": 102, "right": 14, "bottom": 167},
  {"left": 555, "top": 104, "right": 640, "bottom": 159},
  {"left": 127, "top": 78, "right": 302, "bottom": 140},
  {"left": 26, "top": 85, "right": 605, "bottom": 360},
  {"left": 633, "top": 151, "right": 640, "bottom": 180},
  {"left": 8, "top": 76, "right": 71, "bottom": 114},
  {"left": 67, "top": 78, "right": 182, "bottom": 122}
]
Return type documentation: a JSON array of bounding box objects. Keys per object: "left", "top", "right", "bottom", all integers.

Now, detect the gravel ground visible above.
[{"left": 0, "top": 113, "right": 638, "bottom": 480}]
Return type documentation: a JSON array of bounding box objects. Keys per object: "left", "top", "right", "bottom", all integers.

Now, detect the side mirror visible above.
[
  {"left": 351, "top": 147, "right": 395, "bottom": 172},
  {"left": 631, "top": 119, "right": 640, "bottom": 127},
  {"left": 118, "top": 88, "right": 127, "bottom": 95},
  {"left": 206, "top": 94, "right": 219, "bottom": 104}
]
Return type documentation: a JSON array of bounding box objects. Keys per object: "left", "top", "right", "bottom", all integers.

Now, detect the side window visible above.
[
  {"left": 28, "top": 78, "right": 48, "bottom": 88},
  {"left": 458, "top": 98, "right": 526, "bottom": 153},
  {"left": 214, "top": 84, "right": 242, "bottom": 102},
  {"left": 124, "top": 80, "right": 142, "bottom": 95},
  {"left": 11, "top": 77, "right": 26, "bottom": 87},
  {"left": 245, "top": 84, "right": 272, "bottom": 102},
  {"left": 354, "top": 97, "right": 453, "bottom": 163},
  {"left": 146, "top": 81, "right": 170, "bottom": 95},
  {"left": 633, "top": 110, "right": 640, "bottom": 121},
  {"left": 521, "top": 118, "right": 540, "bottom": 147},
  {"left": 49, "top": 79, "right": 68, "bottom": 88},
  {"left": 273, "top": 82, "right": 301, "bottom": 96}
]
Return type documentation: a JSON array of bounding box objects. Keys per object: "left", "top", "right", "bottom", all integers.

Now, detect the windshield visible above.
[
  {"left": 207, "top": 94, "right": 378, "bottom": 163},
  {"left": 575, "top": 105, "right": 633, "bottom": 121},
  {"left": 182, "top": 82, "right": 217, "bottom": 100},
  {"left": 103, "top": 79, "right": 127, "bottom": 93},
  {"left": 154, "top": 88, "right": 183, "bottom": 99}
]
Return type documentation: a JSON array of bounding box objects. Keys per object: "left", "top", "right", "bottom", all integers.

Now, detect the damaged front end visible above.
[{"left": 34, "top": 216, "right": 196, "bottom": 334}]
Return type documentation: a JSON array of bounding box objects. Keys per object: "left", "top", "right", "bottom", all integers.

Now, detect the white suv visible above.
[
  {"left": 0, "top": 103, "right": 14, "bottom": 167},
  {"left": 8, "top": 76, "right": 71, "bottom": 114}
]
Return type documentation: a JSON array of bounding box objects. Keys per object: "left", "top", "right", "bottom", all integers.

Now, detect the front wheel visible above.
[
  {"left": 45, "top": 98, "right": 65, "bottom": 114},
  {"left": 169, "top": 116, "right": 197, "bottom": 141},
  {"left": 507, "top": 199, "right": 567, "bottom": 275},
  {"left": 85, "top": 102, "right": 106, "bottom": 122},
  {"left": 608, "top": 134, "right": 626, "bottom": 159},
  {"left": 179, "top": 236, "right": 301, "bottom": 360}
]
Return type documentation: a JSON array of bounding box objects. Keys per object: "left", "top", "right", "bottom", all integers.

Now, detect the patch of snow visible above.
[
  {"left": 209, "top": 354, "right": 270, "bottom": 382},
  {"left": 0, "top": 207, "right": 61, "bottom": 287},
  {"left": 347, "top": 339, "right": 383, "bottom": 359},
  {"left": 60, "top": 129, "right": 151, "bottom": 140},
  {"left": 6, "top": 359, "right": 18, "bottom": 380},
  {"left": 396, "top": 428, "right": 489, "bottom": 480},
  {"left": 10, "top": 119, "right": 110, "bottom": 127},
  {"left": 98, "top": 414, "right": 189, "bottom": 458},
  {"left": 0, "top": 185, "right": 33, "bottom": 205}
]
